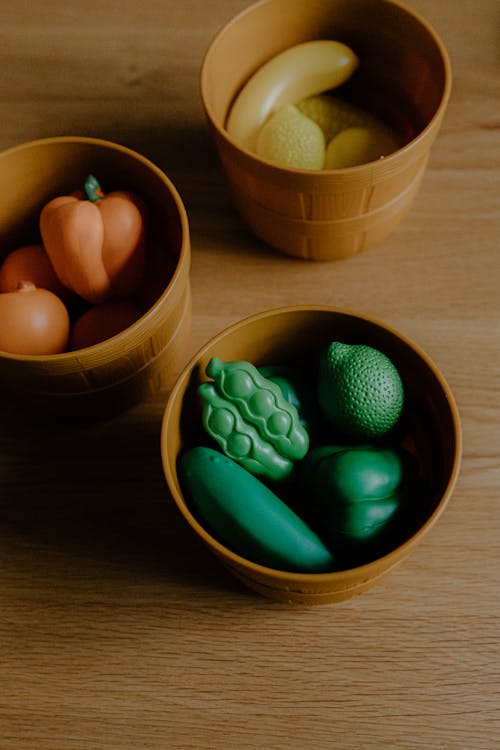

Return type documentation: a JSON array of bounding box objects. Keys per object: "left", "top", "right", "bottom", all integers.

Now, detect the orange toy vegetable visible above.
[
  {"left": 0, "top": 243, "right": 67, "bottom": 297},
  {"left": 0, "top": 281, "right": 70, "bottom": 355},
  {"left": 39, "top": 175, "right": 147, "bottom": 304},
  {"left": 70, "top": 299, "right": 142, "bottom": 350}
]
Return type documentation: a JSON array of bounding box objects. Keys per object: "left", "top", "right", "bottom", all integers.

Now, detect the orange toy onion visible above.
[
  {"left": 39, "top": 175, "right": 147, "bottom": 304},
  {"left": 0, "top": 281, "right": 70, "bottom": 355},
  {"left": 0, "top": 243, "right": 66, "bottom": 295},
  {"left": 70, "top": 299, "right": 142, "bottom": 350}
]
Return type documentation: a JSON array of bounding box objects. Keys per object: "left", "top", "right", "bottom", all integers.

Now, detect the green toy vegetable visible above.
[
  {"left": 258, "top": 364, "right": 324, "bottom": 442},
  {"left": 199, "top": 357, "right": 309, "bottom": 482},
  {"left": 301, "top": 444, "right": 420, "bottom": 556},
  {"left": 180, "top": 446, "right": 335, "bottom": 573}
]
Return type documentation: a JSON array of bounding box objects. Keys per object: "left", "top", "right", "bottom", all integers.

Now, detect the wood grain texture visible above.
[{"left": 1, "top": 1, "right": 499, "bottom": 748}]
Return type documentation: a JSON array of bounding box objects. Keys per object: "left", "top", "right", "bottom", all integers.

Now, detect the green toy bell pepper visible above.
[{"left": 301, "top": 444, "right": 422, "bottom": 559}]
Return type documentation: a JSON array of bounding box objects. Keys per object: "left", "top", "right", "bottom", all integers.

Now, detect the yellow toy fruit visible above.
[
  {"left": 226, "top": 40, "right": 358, "bottom": 152},
  {"left": 256, "top": 104, "right": 325, "bottom": 170},
  {"left": 325, "top": 126, "right": 399, "bottom": 169},
  {"left": 297, "top": 94, "right": 389, "bottom": 143}
]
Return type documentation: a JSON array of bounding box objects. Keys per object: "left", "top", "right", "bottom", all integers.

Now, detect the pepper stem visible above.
[{"left": 84, "top": 174, "right": 105, "bottom": 202}]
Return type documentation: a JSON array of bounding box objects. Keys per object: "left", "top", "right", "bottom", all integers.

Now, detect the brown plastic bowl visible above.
[
  {"left": 0, "top": 136, "right": 191, "bottom": 419},
  {"left": 200, "top": 0, "right": 452, "bottom": 260},
  {"left": 161, "top": 306, "right": 461, "bottom": 605}
]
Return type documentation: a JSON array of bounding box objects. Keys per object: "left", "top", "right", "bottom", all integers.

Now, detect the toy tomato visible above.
[{"left": 39, "top": 175, "right": 147, "bottom": 304}]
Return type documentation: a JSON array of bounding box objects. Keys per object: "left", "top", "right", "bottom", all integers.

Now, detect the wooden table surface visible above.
[{"left": 1, "top": 1, "right": 499, "bottom": 748}]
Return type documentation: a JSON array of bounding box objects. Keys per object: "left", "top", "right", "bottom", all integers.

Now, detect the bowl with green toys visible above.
[{"left": 161, "top": 306, "right": 461, "bottom": 604}]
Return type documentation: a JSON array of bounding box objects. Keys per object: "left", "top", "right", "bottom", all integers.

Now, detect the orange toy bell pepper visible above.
[{"left": 40, "top": 175, "right": 147, "bottom": 304}]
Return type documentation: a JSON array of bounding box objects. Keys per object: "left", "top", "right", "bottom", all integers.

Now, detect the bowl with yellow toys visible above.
[{"left": 200, "top": 0, "right": 451, "bottom": 260}]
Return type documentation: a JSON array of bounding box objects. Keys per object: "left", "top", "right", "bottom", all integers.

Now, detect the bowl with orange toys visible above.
[{"left": 0, "top": 136, "right": 191, "bottom": 419}]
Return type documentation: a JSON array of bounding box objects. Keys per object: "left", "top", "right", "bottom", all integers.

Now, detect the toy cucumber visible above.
[{"left": 180, "top": 446, "right": 335, "bottom": 573}]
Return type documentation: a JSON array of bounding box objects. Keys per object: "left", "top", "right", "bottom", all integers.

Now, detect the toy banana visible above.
[{"left": 226, "top": 40, "right": 359, "bottom": 152}]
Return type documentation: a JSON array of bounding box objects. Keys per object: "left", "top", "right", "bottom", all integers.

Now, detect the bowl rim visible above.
[
  {"left": 161, "top": 303, "right": 462, "bottom": 582},
  {"left": 199, "top": 0, "right": 452, "bottom": 176},
  {"left": 0, "top": 135, "right": 191, "bottom": 361}
]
